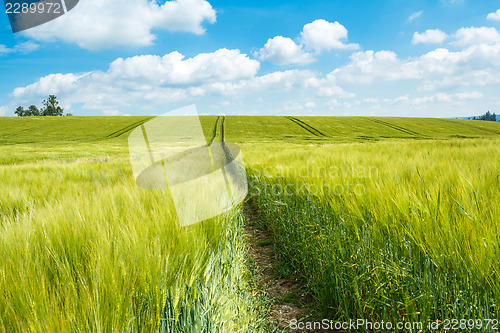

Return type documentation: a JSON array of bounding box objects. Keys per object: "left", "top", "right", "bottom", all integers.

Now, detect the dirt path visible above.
[
  {"left": 242, "top": 199, "right": 312, "bottom": 332},
  {"left": 219, "top": 116, "right": 315, "bottom": 331}
]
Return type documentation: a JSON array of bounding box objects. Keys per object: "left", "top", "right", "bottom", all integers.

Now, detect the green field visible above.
[{"left": 1, "top": 116, "right": 499, "bottom": 332}]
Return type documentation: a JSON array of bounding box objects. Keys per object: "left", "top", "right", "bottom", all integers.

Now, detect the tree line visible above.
[
  {"left": 14, "top": 95, "right": 72, "bottom": 117},
  {"left": 472, "top": 111, "right": 497, "bottom": 121}
]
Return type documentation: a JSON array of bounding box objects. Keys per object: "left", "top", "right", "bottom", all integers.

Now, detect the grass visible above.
[
  {"left": 0, "top": 117, "right": 266, "bottom": 332},
  {"left": 1, "top": 115, "right": 499, "bottom": 332},
  {"left": 256, "top": 239, "right": 272, "bottom": 247},
  {"left": 243, "top": 137, "right": 500, "bottom": 331},
  {"left": 225, "top": 116, "right": 500, "bottom": 143}
]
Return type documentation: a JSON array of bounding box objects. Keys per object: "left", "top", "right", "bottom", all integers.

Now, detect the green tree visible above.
[
  {"left": 27, "top": 105, "right": 40, "bottom": 116},
  {"left": 14, "top": 106, "right": 26, "bottom": 117},
  {"left": 41, "top": 95, "right": 64, "bottom": 116},
  {"left": 478, "top": 111, "right": 497, "bottom": 121}
]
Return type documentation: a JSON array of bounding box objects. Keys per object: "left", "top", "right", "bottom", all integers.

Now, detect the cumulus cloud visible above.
[
  {"left": 487, "top": 9, "right": 500, "bottom": 21},
  {"left": 412, "top": 29, "right": 448, "bottom": 44},
  {"left": 106, "top": 49, "right": 260, "bottom": 85},
  {"left": 7, "top": 49, "right": 359, "bottom": 116},
  {"left": 7, "top": 23, "right": 500, "bottom": 117},
  {"left": 316, "top": 86, "right": 355, "bottom": 98},
  {"left": 0, "top": 41, "right": 39, "bottom": 55},
  {"left": 0, "top": 105, "right": 7, "bottom": 116},
  {"left": 255, "top": 36, "right": 315, "bottom": 65},
  {"left": 9, "top": 49, "right": 264, "bottom": 113},
  {"left": 22, "top": 0, "right": 216, "bottom": 50},
  {"left": 12, "top": 73, "right": 83, "bottom": 101},
  {"left": 299, "top": 19, "right": 359, "bottom": 52},
  {"left": 407, "top": 11, "right": 423, "bottom": 22},
  {"left": 330, "top": 27, "right": 500, "bottom": 91},
  {"left": 256, "top": 19, "right": 358, "bottom": 65},
  {"left": 451, "top": 27, "right": 500, "bottom": 46},
  {"left": 411, "top": 91, "right": 483, "bottom": 105},
  {"left": 330, "top": 50, "right": 420, "bottom": 84}
]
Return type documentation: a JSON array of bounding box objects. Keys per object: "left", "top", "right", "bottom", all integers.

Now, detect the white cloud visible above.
[
  {"left": 107, "top": 48, "right": 260, "bottom": 85},
  {"left": 0, "top": 106, "right": 7, "bottom": 116},
  {"left": 7, "top": 50, "right": 358, "bottom": 116},
  {"left": 102, "top": 110, "right": 121, "bottom": 116},
  {"left": 9, "top": 49, "right": 263, "bottom": 114},
  {"left": 455, "top": 91, "right": 484, "bottom": 100},
  {"left": 412, "top": 29, "right": 448, "bottom": 44},
  {"left": 255, "top": 36, "right": 315, "bottom": 65},
  {"left": 256, "top": 19, "right": 358, "bottom": 65},
  {"left": 204, "top": 69, "right": 321, "bottom": 96},
  {"left": 487, "top": 9, "right": 500, "bottom": 21},
  {"left": 12, "top": 73, "right": 82, "bottom": 99},
  {"left": 7, "top": 23, "right": 500, "bottom": 117},
  {"left": 411, "top": 91, "right": 483, "bottom": 105},
  {"left": 407, "top": 11, "right": 423, "bottom": 22},
  {"left": 243, "top": 70, "right": 314, "bottom": 91},
  {"left": 300, "top": 19, "right": 359, "bottom": 52},
  {"left": 329, "top": 26, "right": 500, "bottom": 91},
  {"left": 22, "top": 0, "right": 216, "bottom": 50},
  {"left": 331, "top": 50, "right": 420, "bottom": 84},
  {"left": 316, "top": 85, "right": 356, "bottom": 98},
  {"left": 0, "top": 41, "right": 39, "bottom": 55},
  {"left": 452, "top": 27, "right": 500, "bottom": 46},
  {"left": 417, "top": 43, "right": 500, "bottom": 90}
]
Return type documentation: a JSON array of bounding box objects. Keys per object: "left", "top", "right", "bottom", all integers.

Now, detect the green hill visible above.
[{"left": 1, "top": 116, "right": 499, "bottom": 146}]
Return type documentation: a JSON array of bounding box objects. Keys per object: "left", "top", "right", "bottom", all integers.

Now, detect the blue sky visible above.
[{"left": 1, "top": 0, "right": 500, "bottom": 117}]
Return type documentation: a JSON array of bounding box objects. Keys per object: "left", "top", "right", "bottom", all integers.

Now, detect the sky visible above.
[{"left": 1, "top": 0, "right": 500, "bottom": 117}]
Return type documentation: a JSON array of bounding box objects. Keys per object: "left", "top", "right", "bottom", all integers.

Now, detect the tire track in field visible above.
[
  {"left": 106, "top": 118, "right": 152, "bottom": 138},
  {"left": 243, "top": 199, "right": 311, "bottom": 331},
  {"left": 219, "top": 115, "right": 246, "bottom": 193},
  {"left": 443, "top": 119, "right": 500, "bottom": 136},
  {"left": 208, "top": 116, "right": 221, "bottom": 145},
  {"left": 365, "top": 118, "right": 421, "bottom": 137},
  {"left": 285, "top": 116, "right": 326, "bottom": 137},
  {"left": 219, "top": 116, "right": 313, "bottom": 331},
  {"left": 221, "top": 115, "right": 226, "bottom": 142}
]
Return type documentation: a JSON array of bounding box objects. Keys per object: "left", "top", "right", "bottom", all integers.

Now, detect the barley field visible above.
[{"left": 0, "top": 116, "right": 499, "bottom": 332}]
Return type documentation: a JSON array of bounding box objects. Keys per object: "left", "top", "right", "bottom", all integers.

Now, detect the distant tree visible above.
[
  {"left": 41, "top": 95, "right": 64, "bottom": 116},
  {"left": 14, "top": 106, "right": 26, "bottom": 117},
  {"left": 27, "top": 105, "right": 40, "bottom": 116},
  {"left": 14, "top": 96, "right": 65, "bottom": 117},
  {"left": 65, "top": 113, "right": 73, "bottom": 116},
  {"left": 478, "top": 111, "right": 497, "bottom": 121}
]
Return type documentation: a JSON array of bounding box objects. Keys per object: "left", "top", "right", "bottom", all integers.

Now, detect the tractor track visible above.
[
  {"left": 441, "top": 118, "right": 500, "bottom": 136},
  {"left": 285, "top": 116, "right": 326, "bottom": 137},
  {"left": 365, "top": 118, "right": 421, "bottom": 137},
  {"left": 106, "top": 118, "right": 152, "bottom": 138},
  {"left": 221, "top": 115, "right": 226, "bottom": 142},
  {"left": 208, "top": 116, "right": 222, "bottom": 145},
  {"left": 217, "top": 116, "right": 313, "bottom": 331}
]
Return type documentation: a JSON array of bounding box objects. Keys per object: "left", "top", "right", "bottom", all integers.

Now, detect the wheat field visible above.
[{"left": 0, "top": 116, "right": 499, "bottom": 332}]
